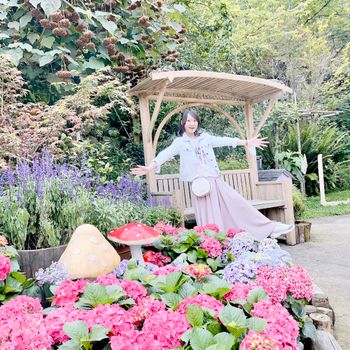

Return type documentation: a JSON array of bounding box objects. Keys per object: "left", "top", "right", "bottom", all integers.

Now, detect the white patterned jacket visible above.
[{"left": 153, "top": 132, "right": 239, "bottom": 182}]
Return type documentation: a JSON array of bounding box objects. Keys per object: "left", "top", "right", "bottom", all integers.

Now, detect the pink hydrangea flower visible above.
[
  {"left": 182, "top": 263, "right": 212, "bottom": 281},
  {"left": 154, "top": 221, "right": 178, "bottom": 235},
  {"left": 226, "top": 227, "right": 246, "bottom": 238},
  {"left": 128, "top": 296, "right": 166, "bottom": 325},
  {"left": 84, "top": 304, "right": 134, "bottom": 336},
  {"left": 153, "top": 264, "right": 179, "bottom": 276},
  {"left": 0, "top": 235, "right": 8, "bottom": 246},
  {"left": 118, "top": 279, "right": 147, "bottom": 302},
  {"left": 252, "top": 300, "right": 299, "bottom": 349},
  {"left": 142, "top": 309, "right": 190, "bottom": 349},
  {"left": 199, "top": 236, "right": 223, "bottom": 258},
  {"left": 253, "top": 265, "right": 313, "bottom": 303},
  {"left": 0, "top": 296, "right": 52, "bottom": 349},
  {"left": 0, "top": 254, "right": 11, "bottom": 280},
  {"left": 239, "top": 330, "right": 280, "bottom": 350},
  {"left": 45, "top": 306, "right": 88, "bottom": 344},
  {"left": 194, "top": 224, "right": 220, "bottom": 233},
  {"left": 52, "top": 279, "right": 89, "bottom": 306},
  {"left": 110, "top": 329, "right": 143, "bottom": 350},
  {"left": 177, "top": 294, "right": 224, "bottom": 317},
  {"left": 95, "top": 274, "right": 119, "bottom": 286},
  {"left": 223, "top": 282, "right": 255, "bottom": 301}
]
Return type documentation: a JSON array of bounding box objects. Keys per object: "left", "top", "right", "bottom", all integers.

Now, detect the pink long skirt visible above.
[{"left": 190, "top": 177, "right": 277, "bottom": 241}]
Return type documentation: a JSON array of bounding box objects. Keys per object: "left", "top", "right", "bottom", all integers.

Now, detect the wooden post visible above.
[
  {"left": 318, "top": 154, "right": 326, "bottom": 206},
  {"left": 139, "top": 96, "right": 157, "bottom": 192},
  {"left": 245, "top": 102, "right": 258, "bottom": 199}
]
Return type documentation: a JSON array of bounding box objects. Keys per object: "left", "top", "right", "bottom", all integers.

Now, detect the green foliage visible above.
[
  {"left": 292, "top": 186, "right": 307, "bottom": 221},
  {"left": 262, "top": 115, "right": 350, "bottom": 194},
  {"left": 141, "top": 206, "right": 182, "bottom": 228},
  {"left": 275, "top": 151, "right": 305, "bottom": 183},
  {"left": 155, "top": 228, "right": 226, "bottom": 268},
  {"left": 0, "top": 245, "right": 36, "bottom": 304},
  {"left": 75, "top": 283, "right": 130, "bottom": 309},
  {"left": 303, "top": 190, "right": 350, "bottom": 219},
  {"left": 59, "top": 321, "right": 109, "bottom": 350},
  {"left": 0, "top": 0, "right": 186, "bottom": 102}
]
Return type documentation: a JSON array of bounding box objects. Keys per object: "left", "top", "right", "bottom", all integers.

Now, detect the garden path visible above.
[{"left": 282, "top": 215, "right": 350, "bottom": 350}]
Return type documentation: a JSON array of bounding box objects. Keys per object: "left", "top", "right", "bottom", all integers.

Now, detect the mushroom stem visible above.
[{"left": 129, "top": 245, "right": 145, "bottom": 265}]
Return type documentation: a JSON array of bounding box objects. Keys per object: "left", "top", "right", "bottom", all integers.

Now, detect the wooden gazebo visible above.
[{"left": 129, "top": 70, "right": 296, "bottom": 245}]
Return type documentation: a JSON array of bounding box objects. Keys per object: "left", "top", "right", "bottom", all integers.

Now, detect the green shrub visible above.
[
  {"left": 141, "top": 206, "right": 182, "bottom": 227},
  {"left": 218, "top": 154, "right": 248, "bottom": 170},
  {"left": 334, "top": 163, "right": 350, "bottom": 190},
  {"left": 292, "top": 186, "right": 306, "bottom": 220}
]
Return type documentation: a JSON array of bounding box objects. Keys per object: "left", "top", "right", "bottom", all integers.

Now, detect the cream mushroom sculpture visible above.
[
  {"left": 59, "top": 224, "right": 121, "bottom": 279},
  {"left": 108, "top": 222, "right": 160, "bottom": 265}
]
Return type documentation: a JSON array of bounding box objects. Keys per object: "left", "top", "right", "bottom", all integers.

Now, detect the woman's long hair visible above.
[{"left": 178, "top": 109, "right": 201, "bottom": 136}]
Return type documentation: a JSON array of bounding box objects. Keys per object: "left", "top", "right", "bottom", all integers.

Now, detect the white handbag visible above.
[{"left": 191, "top": 177, "right": 211, "bottom": 197}]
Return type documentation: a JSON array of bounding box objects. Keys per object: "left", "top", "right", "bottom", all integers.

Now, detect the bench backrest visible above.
[{"left": 155, "top": 169, "right": 254, "bottom": 209}]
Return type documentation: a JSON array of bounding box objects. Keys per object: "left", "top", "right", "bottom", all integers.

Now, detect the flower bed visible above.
[
  {"left": 0, "top": 224, "right": 317, "bottom": 349},
  {"left": 0, "top": 152, "right": 181, "bottom": 250}
]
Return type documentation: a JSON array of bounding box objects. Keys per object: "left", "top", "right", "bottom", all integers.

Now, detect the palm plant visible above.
[{"left": 262, "top": 119, "right": 349, "bottom": 195}]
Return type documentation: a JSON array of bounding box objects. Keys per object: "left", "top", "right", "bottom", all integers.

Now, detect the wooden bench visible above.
[{"left": 151, "top": 169, "right": 296, "bottom": 245}]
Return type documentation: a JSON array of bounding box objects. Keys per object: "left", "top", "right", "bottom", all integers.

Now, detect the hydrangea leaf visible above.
[
  {"left": 246, "top": 287, "right": 269, "bottom": 304},
  {"left": 190, "top": 327, "right": 215, "bottom": 350},
  {"left": 89, "top": 325, "right": 108, "bottom": 342},
  {"left": 160, "top": 292, "right": 182, "bottom": 309},
  {"left": 186, "top": 304, "right": 204, "bottom": 327},
  {"left": 63, "top": 320, "right": 89, "bottom": 343},
  {"left": 246, "top": 317, "right": 267, "bottom": 331},
  {"left": 213, "top": 332, "right": 236, "bottom": 349}
]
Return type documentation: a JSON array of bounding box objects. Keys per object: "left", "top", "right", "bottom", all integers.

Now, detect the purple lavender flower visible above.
[
  {"left": 223, "top": 259, "right": 257, "bottom": 284},
  {"left": 35, "top": 261, "right": 69, "bottom": 286}
]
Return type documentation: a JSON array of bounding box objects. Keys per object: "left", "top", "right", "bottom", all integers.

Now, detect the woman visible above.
[{"left": 131, "top": 109, "right": 293, "bottom": 240}]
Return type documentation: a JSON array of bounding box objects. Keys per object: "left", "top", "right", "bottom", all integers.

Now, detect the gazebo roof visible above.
[{"left": 128, "top": 70, "right": 292, "bottom": 104}]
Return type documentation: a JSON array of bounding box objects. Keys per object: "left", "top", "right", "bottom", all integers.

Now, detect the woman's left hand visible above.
[{"left": 248, "top": 136, "right": 269, "bottom": 149}]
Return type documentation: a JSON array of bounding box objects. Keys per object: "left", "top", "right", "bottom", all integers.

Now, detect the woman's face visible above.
[{"left": 184, "top": 114, "right": 198, "bottom": 136}]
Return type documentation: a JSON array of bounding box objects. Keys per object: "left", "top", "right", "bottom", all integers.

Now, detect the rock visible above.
[
  {"left": 305, "top": 305, "right": 317, "bottom": 314},
  {"left": 312, "top": 284, "right": 331, "bottom": 308},
  {"left": 316, "top": 307, "right": 335, "bottom": 325},
  {"left": 309, "top": 312, "right": 333, "bottom": 334},
  {"left": 59, "top": 224, "right": 120, "bottom": 279}
]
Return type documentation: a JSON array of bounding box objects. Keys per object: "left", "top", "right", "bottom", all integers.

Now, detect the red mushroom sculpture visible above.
[{"left": 108, "top": 222, "right": 160, "bottom": 265}]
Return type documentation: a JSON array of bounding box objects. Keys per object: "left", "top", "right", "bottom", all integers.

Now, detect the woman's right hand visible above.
[{"left": 130, "top": 164, "right": 153, "bottom": 177}]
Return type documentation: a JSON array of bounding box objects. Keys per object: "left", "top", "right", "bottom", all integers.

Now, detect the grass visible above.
[{"left": 303, "top": 189, "right": 350, "bottom": 219}]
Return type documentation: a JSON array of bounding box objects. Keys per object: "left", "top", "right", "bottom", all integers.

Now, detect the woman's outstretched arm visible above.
[
  {"left": 236, "top": 135, "right": 269, "bottom": 149},
  {"left": 130, "top": 138, "right": 180, "bottom": 177},
  {"left": 130, "top": 161, "right": 157, "bottom": 177}
]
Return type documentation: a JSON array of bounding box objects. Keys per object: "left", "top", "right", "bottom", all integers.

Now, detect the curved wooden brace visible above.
[{"left": 152, "top": 103, "right": 245, "bottom": 157}]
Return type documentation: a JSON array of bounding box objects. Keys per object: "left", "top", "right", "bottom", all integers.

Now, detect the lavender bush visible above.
[{"left": 0, "top": 151, "right": 181, "bottom": 249}]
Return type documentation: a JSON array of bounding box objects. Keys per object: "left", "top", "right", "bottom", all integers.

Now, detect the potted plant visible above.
[{"left": 292, "top": 186, "right": 312, "bottom": 243}]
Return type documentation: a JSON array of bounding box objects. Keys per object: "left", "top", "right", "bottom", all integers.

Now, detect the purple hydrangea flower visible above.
[
  {"left": 222, "top": 237, "right": 258, "bottom": 263},
  {"left": 35, "top": 261, "right": 69, "bottom": 286},
  {"left": 112, "top": 259, "right": 129, "bottom": 277},
  {"left": 223, "top": 258, "right": 257, "bottom": 284},
  {"left": 258, "top": 238, "right": 280, "bottom": 252}
]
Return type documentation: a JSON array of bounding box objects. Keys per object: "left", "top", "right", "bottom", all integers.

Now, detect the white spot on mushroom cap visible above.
[
  {"left": 137, "top": 224, "right": 142, "bottom": 227},
  {"left": 89, "top": 236, "right": 98, "bottom": 244},
  {"left": 124, "top": 228, "right": 128, "bottom": 231}
]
